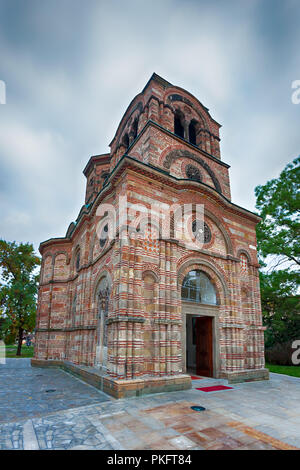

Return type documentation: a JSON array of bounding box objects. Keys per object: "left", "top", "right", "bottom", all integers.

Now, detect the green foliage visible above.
[
  {"left": 0, "top": 240, "right": 40, "bottom": 282},
  {"left": 255, "top": 157, "right": 300, "bottom": 351},
  {"left": 0, "top": 240, "right": 40, "bottom": 353},
  {"left": 255, "top": 156, "right": 300, "bottom": 267},
  {"left": 0, "top": 316, "right": 15, "bottom": 343}
]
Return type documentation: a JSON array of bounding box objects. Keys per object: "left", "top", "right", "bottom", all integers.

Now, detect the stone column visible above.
[
  {"left": 224, "top": 258, "right": 245, "bottom": 373},
  {"left": 118, "top": 234, "right": 130, "bottom": 378},
  {"left": 132, "top": 234, "right": 144, "bottom": 377},
  {"left": 170, "top": 240, "right": 181, "bottom": 375},
  {"left": 158, "top": 240, "right": 166, "bottom": 375}
]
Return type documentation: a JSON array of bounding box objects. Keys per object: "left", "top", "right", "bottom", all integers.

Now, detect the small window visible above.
[
  {"left": 100, "top": 224, "right": 108, "bottom": 248},
  {"left": 182, "top": 270, "right": 217, "bottom": 305},
  {"left": 98, "top": 277, "right": 110, "bottom": 347},
  {"left": 123, "top": 133, "right": 129, "bottom": 149},
  {"left": 132, "top": 118, "right": 138, "bottom": 140},
  {"left": 174, "top": 113, "right": 184, "bottom": 138},
  {"left": 72, "top": 294, "right": 77, "bottom": 315},
  {"left": 75, "top": 251, "right": 80, "bottom": 271},
  {"left": 240, "top": 254, "right": 248, "bottom": 275},
  {"left": 71, "top": 293, "right": 77, "bottom": 327},
  {"left": 189, "top": 120, "right": 197, "bottom": 145},
  {"left": 192, "top": 220, "right": 211, "bottom": 244}
]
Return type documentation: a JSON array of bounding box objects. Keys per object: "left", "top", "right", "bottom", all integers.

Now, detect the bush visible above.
[
  {"left": 4, "top": 332, "right": 16, "bottom": 345},
  {"left": 265, "top": 341, "right": 298, "bottom": 365}
]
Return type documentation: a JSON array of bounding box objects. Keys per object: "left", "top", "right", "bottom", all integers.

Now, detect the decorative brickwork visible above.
[{"left": 33, "top": 74, "right": 268, "bottom": 397}]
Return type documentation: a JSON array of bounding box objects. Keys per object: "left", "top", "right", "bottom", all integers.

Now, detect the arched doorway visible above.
[
  {"left": 181, "top": 269, "right": 219, "bottom": 377},
  {"left": 95, "top": 276, "right": 110, "bottom": 369}
]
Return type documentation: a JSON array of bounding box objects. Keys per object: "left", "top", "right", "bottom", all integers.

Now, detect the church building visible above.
[{"left": 32, "top": 74, "right": 269, "bottom": 398}]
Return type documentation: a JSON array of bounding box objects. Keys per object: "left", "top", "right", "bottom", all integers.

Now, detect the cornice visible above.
[
  {"left": 83, "top": 153, "right": 110, "bottom": 178},
  {"left": 109, "top": 156, "right": 260, "bottom": 222}
]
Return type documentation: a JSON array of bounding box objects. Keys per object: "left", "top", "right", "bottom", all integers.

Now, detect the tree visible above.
[
  {"left": 260, "top": 270, "right": 299, "bottom": 348},
  {"left": 0, "top": 241, "right": 40, "bottom": 356},
  {"left": 255, "top": 157, "right": 300, "bottom": 352},
  {"left": 255, "top": 156, "right": 300, "bottom": 270}
]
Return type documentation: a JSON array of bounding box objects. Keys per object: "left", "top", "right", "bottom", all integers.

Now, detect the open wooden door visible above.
[{"left": 195, "top": 316, "right": 213, "bottom": 377}]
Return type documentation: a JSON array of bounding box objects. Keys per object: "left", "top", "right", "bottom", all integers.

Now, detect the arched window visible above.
[
  {"left": 192, "top": 220, "right": 211, "bottom": 244},
  {"left": 240, "top": 254, "right": 248, "bottom": 275},
  {"left": 174, "top": 112, "right": 184, "bottom": 139},
  {"left": 75, "top": 250, "right": 80, "bottom": 271},
  {"left": 99, "top": 223, "right": 108, "bottom": 249},
  {"left": 189, "top": 120, "right": 197, "bottom": 145},
  {"left": 96, "top": 276, "right": 111, "bottom": 368},
  {"left": 72, "top": 294, "right": 77, "bottom": 313},
  {"left": 72, "top": 293, "right": 77, "bottom": 326},
  {"left": 123, "top": 133, "right": 129, "bottom": 150},
  {"left": 132, "top": 118, "right": 138, "bottom": 141},
  {"left": 181, "top": 270, "right": 217, "bottom": 304}
]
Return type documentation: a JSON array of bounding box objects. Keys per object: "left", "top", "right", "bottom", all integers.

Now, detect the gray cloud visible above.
[{"left": 0, "top": 0, "right": 299, "bottom": 250}]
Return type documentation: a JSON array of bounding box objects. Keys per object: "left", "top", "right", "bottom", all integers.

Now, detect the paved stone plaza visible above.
[{"left": 0, "top": 359, "right": 299, "bottom": 450}]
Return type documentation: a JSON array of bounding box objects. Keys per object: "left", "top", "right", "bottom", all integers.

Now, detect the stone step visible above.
[{"left": 0, "top": 358, "right": 32, "bottom": 369}]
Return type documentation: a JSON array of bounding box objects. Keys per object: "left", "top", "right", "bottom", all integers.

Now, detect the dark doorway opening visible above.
[{"left": 186, "top": 315, "right": 213, "bottom": 377}]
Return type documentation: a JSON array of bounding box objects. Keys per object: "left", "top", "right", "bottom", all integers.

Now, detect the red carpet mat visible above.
[
  {"left": 195, "top": 385, "right": 233, "bottom": 392},
  {"left": 191, "top": 376, "right": 204, "bottom": 380}
]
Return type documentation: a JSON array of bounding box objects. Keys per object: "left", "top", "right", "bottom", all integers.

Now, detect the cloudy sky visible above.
[{"left": 0, "top": 0, "right": 299, "bottom": 251}]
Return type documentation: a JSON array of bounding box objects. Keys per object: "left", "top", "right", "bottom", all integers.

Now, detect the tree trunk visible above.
[{"left": 17, "top": 327, "right": 23, "bottom": 356}]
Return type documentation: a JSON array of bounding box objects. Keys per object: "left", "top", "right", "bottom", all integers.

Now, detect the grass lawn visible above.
[
  {"left": 266, "top": 363, "right": 300, "bottom": 378},
  {"left": 0, "top": 344, "right": 34, "bottom": 358}
]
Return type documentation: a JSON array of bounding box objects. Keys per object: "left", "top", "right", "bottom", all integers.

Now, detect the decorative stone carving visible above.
[
  {"left": 186, "top": 164, "right": 202, "bottom": 182},
  {"left": 163, "top": 149, "right": 222, "bottom": 193}
]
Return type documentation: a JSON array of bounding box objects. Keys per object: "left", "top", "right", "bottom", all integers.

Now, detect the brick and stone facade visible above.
[{"left": 32, "top": 74, "right": 269, "bottom": 397}]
